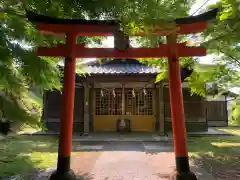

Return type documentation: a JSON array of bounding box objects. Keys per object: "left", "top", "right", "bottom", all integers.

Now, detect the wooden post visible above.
[
  {"left": 50, "top": 33, "right": 77, "bottom": 180},
  {"left": 83, "top": 83, "right": 90, "bottom": 134},
  {"left": 90, "top": 83, "right": 94, "bottom": 132},
  {"left": 202, "top": 97, "right": 207, "bottom": 128},
  {"left": 224, "top": 95, "right": 229, "bottom": 126},
  {"left": 159, "top": 82, "right": 165, "bottom": 133},
  {"left": 42, "top": 91, "right": 47, "bottom": 127},
  {"left": 122, "top": 84, "right": 125, "bottom": 116},
  {"left": 167, "top": 34, "right": 197, "bottom": 180},
  {"left": 119, "top": 84, "right": 126, "bottom": 129}
]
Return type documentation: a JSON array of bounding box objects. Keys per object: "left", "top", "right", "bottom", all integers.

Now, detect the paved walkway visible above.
[
  {"left": 73, "top": 133, "right": 169, "bottom": 142},
  {"left": 33, "top": 142, "right": 215, "bottom": 180},
  {"left": 68, "top": 142, "right": 215, "bottom": 180}
]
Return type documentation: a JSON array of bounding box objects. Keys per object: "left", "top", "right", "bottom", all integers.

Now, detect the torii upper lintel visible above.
[{"left": 26, "top": 8, "right": 218, "bottom": 36}]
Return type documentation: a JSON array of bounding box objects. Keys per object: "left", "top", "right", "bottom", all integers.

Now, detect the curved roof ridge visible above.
[{"left": 82, "top": 59, "right": 160, "bottom": 75}]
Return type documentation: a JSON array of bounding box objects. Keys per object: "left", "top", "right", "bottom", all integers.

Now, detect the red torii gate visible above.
[{"left": 27, "top": 8, "right": 218, "bottom": 180}]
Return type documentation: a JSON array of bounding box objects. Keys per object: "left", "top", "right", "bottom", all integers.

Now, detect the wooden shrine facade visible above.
[{"left": 43, "top": 59, "right": 228, "bottom": 133}]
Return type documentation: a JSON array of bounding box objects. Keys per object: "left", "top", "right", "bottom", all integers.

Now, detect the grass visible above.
[
  {"left": 16, "top": 125, "right": 42, "bottom": 134},
  {"left": 188, "top": 126, "right": 240, "bottom": 180},
  {"left": 0, "top": 136, "right": 58, "bottom": 177},
  {"left": 0, "top": 135, "right": 81, "bottom": 178}
]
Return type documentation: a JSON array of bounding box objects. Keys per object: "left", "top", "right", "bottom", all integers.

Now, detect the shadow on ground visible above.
[
  {"left": 191, "top": 154, "right": 240, "bottom": 180},
  {"left": 0, "top": 135, "right": 59, "bottom": 178},
  {"left": 188, "top": 136, "right": 240, "bottom": 180},
  {"left": 34, "top": 171, "right": 96, "bottom": 180}
]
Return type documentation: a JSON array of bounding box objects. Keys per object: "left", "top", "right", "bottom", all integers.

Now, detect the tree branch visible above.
[
  {"left": 0, "top": 8, "right": 26, "bottom": 18},
  {"left": 219, "top": 49, "right": 240, "bottom": 67},
  {"left": 202, "top": 26, "right": 238, "bottom": 46}
]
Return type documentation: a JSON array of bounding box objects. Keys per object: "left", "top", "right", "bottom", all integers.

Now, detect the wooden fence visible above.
[
  {"left": 164, "top": 101, "right": 228, "bottom": 126},
  {"left": 164, "top": 101, "right": 206, "bottom": 122},
  {"left": 206, "top": 101, "right": 228, "bottom": 126}
]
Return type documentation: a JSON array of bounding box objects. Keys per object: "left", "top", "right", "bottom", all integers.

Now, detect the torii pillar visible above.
[
  {"left": 50, "top": 33, "right": 77, "bottom": 180},
  {"left": 167, "top": 34, "right": 197, "bottom": 180}
]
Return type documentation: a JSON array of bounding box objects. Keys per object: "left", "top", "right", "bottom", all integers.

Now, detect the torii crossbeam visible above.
[{"left": 27, "top": 8, "right": 218, "bottom": 180}]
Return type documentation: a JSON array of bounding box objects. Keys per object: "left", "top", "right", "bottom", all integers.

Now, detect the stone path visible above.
[
  {"left": 89, "top": 151, "right": 174, "bottom": 180},
  {"left": 1, "top": 141, "right": 215, "bottom": 180},
  {"left": 187, "top": 127, "right": 234, "bottom": 137}
]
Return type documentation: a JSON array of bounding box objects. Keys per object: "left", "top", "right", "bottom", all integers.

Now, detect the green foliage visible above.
[
  {"left": 135, "top": 0, "right": 240, "bottom": 103},
  {"left": 218, "top": 0, "right": 239, "bottom": 21},
  {"left": 200, "top": 0, "right": 240, "bottom": 124},
  {"left": 202, "top": 0, "right": 240, "bottom": 73},
  {"left": 1, "top": 0, "right": 239, "bottom": 126},
  {"left": 0, "top": 0, "right": 196, "bottom": 126},
  {"left": 188, "top": 63, "right": 239, "bottom": 96},
  {"left": 0, "top": 93, "right": 38, "bottom": 125},
  {"left": 0, "top": 0, "right": 62, "bottom": 125},
  {"left": 229, "top": 98, "right": 240, "bottom": 125}
]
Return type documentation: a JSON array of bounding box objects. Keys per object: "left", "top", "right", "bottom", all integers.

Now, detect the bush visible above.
[{"left": 229, "top": 99, "right": 240, "bottom": 125}]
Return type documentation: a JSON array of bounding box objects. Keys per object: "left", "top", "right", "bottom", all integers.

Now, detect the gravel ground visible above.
[{"left": 0, "top": 169, "right": 54, "bottom": 180}]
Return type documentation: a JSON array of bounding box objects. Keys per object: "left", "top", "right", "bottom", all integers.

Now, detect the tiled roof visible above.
[
  {"left": 82, "top": 59, "right": 160, "bottom": 75},
  {"left": 83, "top": 64, "right": 160, "bottom": 74}
]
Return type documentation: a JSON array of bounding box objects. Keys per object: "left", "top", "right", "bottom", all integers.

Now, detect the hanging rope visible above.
[
  {"left": 143, "top": 88, "right": 147, "bottom": 96},
  {"left": 132, "top": 88, "right": 135, "bottom": 98},
  {"left": 112, "top": 88, "right": 116, "bottom": 98},
  {"left": 101, "top": 89, "right": 104, "bottom": 97}
]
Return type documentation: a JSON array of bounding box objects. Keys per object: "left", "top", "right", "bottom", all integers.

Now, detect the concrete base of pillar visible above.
[
  {"left": 172, "top": 171, "right": 197, "bottom": 180},
  {"left": 49, "top": 169, "right": 76, "bottom": 180}
]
